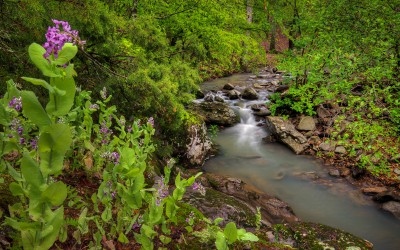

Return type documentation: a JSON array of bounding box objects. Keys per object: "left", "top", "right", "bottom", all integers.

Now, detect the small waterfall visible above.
[{"left": 237, "top": 107, "right": 256, "bottom": 125}]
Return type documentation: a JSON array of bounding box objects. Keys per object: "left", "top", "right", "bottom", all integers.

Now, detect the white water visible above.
[{"left": 201, "top": 75, "right": 400, "bottom": 250}]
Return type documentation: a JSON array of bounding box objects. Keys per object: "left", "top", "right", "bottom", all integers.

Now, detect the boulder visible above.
[
  {"left": 185, "top": 123, "right": 212, "bottom": 166},
  {"left": 253, "top": 108, "right": 271, "bottom": 117},
  {"left": 190, "top": 102, "right": 239, "bottom": 126},
  {"left": 195, "top": 89, "right": 205, "bottom": 99},
  {"left": 265, "top": 116, "right": 309, "bottom": 154},
  {"left": 222, "top": 83, "right": 235, "bottom": 90},
  {"left": 242, "top": 87, "right": 259, "bottom": 100},
  {"left": 382, "top": 201, "right": 400, "bottom": 219},
  {"left": 329, "top": 169, "right": 340, "bottom": 177},
  {"left": 319, "top": 142, "right": 336, "bottom": 152},
  {"left": 297, "top": 116, "right": 316, "bottom": 131},
  {"left": 214, "top": 95, "right": 225, "bottom": 103},
  {"left": 203, "top": 92, "right": 215, "bottom": 102},
  {"left": 335, "top": 146, "right": 347, "bottom": 154},
  {"left": 227, "top": 89, "right": 241, "bottom": 100},
  {"left": 204, "top": 174, "right": 299, "bottom": 226}
]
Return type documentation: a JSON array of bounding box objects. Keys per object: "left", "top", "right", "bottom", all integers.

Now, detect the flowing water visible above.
[{"left": 201, "top": 74, "right": 400, "bottom": 250}]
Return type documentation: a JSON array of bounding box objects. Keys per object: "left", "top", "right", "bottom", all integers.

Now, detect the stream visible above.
[{"left": 200, "top": 73, "right": 400, "bottom": 250}]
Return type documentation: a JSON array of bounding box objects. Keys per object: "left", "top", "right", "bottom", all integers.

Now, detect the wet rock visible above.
[
  {"left": 222, "top": 83, "right": 235, "bottom": 90},
  {"left": 266, "top": 116, "right": 309, "bottom": 154},
  {"left": 335, "top": 146, "right": 347, "bottom": 154},
  {"left": 242, "top": 87, "right": 259, "bottom": 100},
  {"left": 185, "top": 123, "right": 212, "bottom": 166},
  {"left": 293, "top": 171, "right": 320, "bottom": 181},
  {"left": 227, "top": 89, "right": 241, "bottom": 100},
  {"left": 190, "top": 102, "right": 239, "bottom": 126},
  {"left": 319, "top": 142, "right": 336, "bottom": 152},
  {"left": 263, "top": 135, "right": 276, "bottom": 143},
  {"left": 249, "top": 75, "right": 257, "bottom": 79},
  {"left": 250, "top": 104, "right": 261, "bottom": 111},
  {"left": 362, "top": 187, "right": 388, "bottom": 195},
  {"left": 308, "top": 136, "right": 321, "bottom": 145},
  {"left": 257, "top": 74, "right": 269, "bottom": 78},
  {"left": 214, "top": 95, "right": 225, "bottom": 103},
  {"left": 286, "top": 222, "right": 373, "bottom": 250},
  {"left": 329, "top": 169, "right": 340, "bottom": 177},
  {"left": 195, "top": 89, "right": 205, "bottom": 99},
  {"left": 253, "top": 109, "right": 271, "bottom": 117},
  {"left": 297, "top": 116, "right": 316, "bottom": 131},
  {"left": 382, "top": 201, "right": 400, "bottom": 218},
  {"left": 205, "top": 173, "right": 299, "bottom": 225},
  {"left": 275, "top": 85, "right": 289, "bottom": 93},
  {"left": 253, "top": 83, "right": 263, "bottom": 89},
  {"left": 351, "top": 166, "right": 365, "bottom": 179},
  {"left": 373, "top": 190, "right": 400, "bottom": 203},
  {"left": 204, "top": 92, "right": 215, "bottom": 102}
]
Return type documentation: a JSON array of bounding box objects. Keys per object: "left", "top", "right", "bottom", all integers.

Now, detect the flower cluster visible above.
[
  {"left": 100, "top": 151, "right": 120, "bottom": 165},
  {"left": 99, "top": 120, "right": 113, "bottom": 144},
  {"left": 8, "top": 97, "right": 22, "bottom": 112},
  {"left": 147, "top": 117, "right": 154, "bottom": 127},
  {"left": 192, "top": 181, "right": 206, "bottom": 196},
  {"left": 155, "top": 176, "right": 169, "bottom": 206},
  {"left": 89, "top": 104, "right": 99, "bottom": 110},
  {"left": 100, "top": 87, "right": 108, "bottom": 100},
  {"left": 43, "top": 19, "right": 85, "bottom": 59}
]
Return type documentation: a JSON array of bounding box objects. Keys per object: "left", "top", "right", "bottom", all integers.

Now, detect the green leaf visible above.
[
  {"left": 9, "top": 182, "right": 24, "bottom": 196},
  {"left": 0, "top": 104, "right": 10, "bottom": 126},
  {"left": 21, "top": 77, "right": 54, "bottom": 93},
  {"left": 159, "top": 235, "right": 172, "bottom": 244},
  {"left": 215, "top": 231, "right": 228, "bottom": 250},
  {"left": 21, "top": 91, "right": 52, "bottom": 128},
  {"left": 101, "top": 207, "right": 112, "bottom": 222},
  {"left": 239, "top": 232, "right": 259, "bottom": 242},
  {"left": 42, "top": 181, "right": 67, "bottom": 206},
  {"left": 21, "top": 153, "right": 44, "bottom": 189},
  {"left": 46, "top": 77, "right": 76, "bottom": 116},
  {"left": 224, "top": 222, "right": 237, "bottom": 244},
  {"left": 39, "top": 207, "right": 64, "bottom": 250},
  {"left": 141, "top": 224, "right": 157, "bottom": 238},
  {"left": 39, "top": 124, "right": 72, "bottom": 176},
  {"left": 28, "top": 43, "right": 59, "bottom": 77},
  {"left": 118, "top": 232, "right": 129, "bottom": 244},
  {"left": 214, "top": 217, "right": 224, "bottom": 226},
  {"left": 54, "top": 43, "right": 78, "bottom": 65}
]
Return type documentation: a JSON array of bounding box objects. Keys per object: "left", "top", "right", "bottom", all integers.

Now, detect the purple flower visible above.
[
  {"left": 110, "top": 152, "right": 120, "bottom": 165},
  {"left": 43, "top": 19, "right": 85, "bottom": 59},
  {"left": 147, "top": 117, "right": 154, "bottom": 127},
  {"left": 89, "top": 104, "right": 99, "bottom": 110},
  {"left": 19, "top": 138, "right": 25, "bottom": 145},
  {"left": 154, "top": 176, "right": 169, "bottom": 206},
  {"left": 99, "top": 120, "right": 112, "bottom": 144},
  {"left": 30, "top": 139, "right": 38, "bottom": 149},
  {"left": 100, "top": 87, "right": 107, "bottom": 100},
  {"left": 127, "top": 125, "right": 132, "bottom": 133},
  {"left": 8, "top": 97, "right": 22, "bottom": 111},
  {"left": 192, "top": 182, "right": 206, "bottom": 196}
]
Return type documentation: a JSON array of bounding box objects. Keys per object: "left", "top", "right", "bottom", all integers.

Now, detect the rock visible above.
[
  {"left": 253, "top": 83, "right": 263, "bottom": 89},
  {"left": 222, "top": 83, "right": 235, "bottom": 90},
  {"left": 253, "top": 109, "right": 271, "bottom": 117},
  {"left": 227, "top": 89, "right": 241, "bottom": 100},
  {"left": 263, "top": 135, "right": 276, "bottom": 143},
  {"left": 340, "top": 168, "right": 351, "bottom": 177},
  {"left": 395, "top": 168, "right": 400, "bottom": 174},
  {"left": 297, "top": 116, "right": 316, "bottom": 131},
  {"left": 257, "top": 74, "right": 269, "bottom": 78},
  {"left": 250, "top": 104, "right": 261, "bottom": 111},
  {"left": 204, "top": 92, "right": 215, "bottom": 102},
  {"left": 214, "top": 95, "right": 224, "bottom": 103},
  {"left": 335, "top": 146, "right": 347, "bottom": 154},
  {"left": 275, "top": 85, "right": 289, "bottom": 93},
  {"left": 265, "top": 116, "right": 309, "bottom": 154},
  {"left": 249, "top": 75, "right": 257, "bottom": 79},
  {"left": 362, "top": 187, "right": 388, "bottom": 195},
  {"left": 351, "top": 166, "right": 365, "bottom": 179},
  {"left": 204, "top": 174, "right": 299, "bottom": 225},
  {"left": 308, "top": 136, "right": 321, "bottom": 145},
  {"left": 190, "top": 102, "right": 239, "bottom": 126},
  {"left": 195, "top": 89, "right": 205, "bottom": 99},
  {"left": 242, "top": 87, "right": 259, "bottom": 100},
  {"left": 382, "top": 201, "right": 400, "bottom": 218},
  {"left": 293, "top": 171, "right": 320, "bottom": 181},
  {"left": 317, "top": 106, "right": 331, "bottom": 119},
  {"left": 319, "top": 142, "right": 336, "bottom": 152},
  {"left": 185, "top": 123, "right": 212, "bottom": 166},
  {"left": 329, "top": 169, "right": 340, "bottom": 177}
]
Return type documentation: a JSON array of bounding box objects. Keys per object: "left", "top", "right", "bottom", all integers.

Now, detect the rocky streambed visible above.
[{"left": 183, "top": 68, "right": 400, "bottom": 249}]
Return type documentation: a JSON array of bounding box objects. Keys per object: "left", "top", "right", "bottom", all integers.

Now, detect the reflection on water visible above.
[{"left": 203, "top": 108, "right": 400, "bottom": 250}]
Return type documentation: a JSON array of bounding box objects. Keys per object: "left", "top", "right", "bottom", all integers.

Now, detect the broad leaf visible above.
[
  {"left": 21, "top": 77, "right": 54, "bottom": 93},
  {"left": 239, "top": 232, "right": 259, "bottom": 242},
  {"left": 0, "top": 104, "right": 9, "bottom": 126},
  {"left": 42, "top": 181, "right": 67, "bottom": 206},
  {"left": 54, "top": 43, "right": 78, "bottom": 65},
  {"left": 21, "top": 153, "right": 44, "bottom": 189},
  {"left": 46, "top": 77, "right": 76, "bottom": 116},
  {"left": 215, "top": 231, "right": 228, "bottom": 250},
  {"left": 224, "top": 222, "right": 237, "bottom": 244},
  {"left": 39, "top": 207, "right": 64, "bottom": 250},
  {"left": 9, "top": 182, "right": 24, "bottom": 196},
  {"left": 21, "top": 91, "right": 52, "bottom": 128},
  {"left": 28, "top": 43, "right": 59, "bottom": 77},
  {"left": 118, "top": 232, "right": 129, "bottom": 244}
]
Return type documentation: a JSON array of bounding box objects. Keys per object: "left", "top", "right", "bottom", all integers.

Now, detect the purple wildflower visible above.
[
  {"left": 155, "top": 176, "right": 169, "bottom": 206},
  {"left": 8, "top": 97, "right": 22, "bottom": 111},
  {"left": 192, "top": 182, "right": 206, "bottom": 196},
  {"left": 17, "top": 126, "right": 23, "bottom": 136},
  {"left": 127, "top": 125, "right": 132, "bottom": 133},
  {"left": 99, "top": 120, "right": 112, "bottom": 144},
  {"left": 110, "top": 152, "right": 120, "bottom": 165},
  {"left": 100, "top": 87, "right": 107, "bottom": 100},
  {"left": 89, "top": 104, "right": 99, "bottom": 110},
  {"left": 19, "top": 138, "right": 25, "bottom": 145},
  {"left": 43, "top": 19, "right": 85, "bottom": 59},
  {"left": 111, "top": 191, "right": 116, "bottom": 199},
  {"left": 147, "top": 117, "right": 154, "bottom": 127},
  {"left": 186, "top": 211, "right": 195, "bottom": 224},
  {"left": 30, "top": 139, "right": 38, "bottom": 150}
]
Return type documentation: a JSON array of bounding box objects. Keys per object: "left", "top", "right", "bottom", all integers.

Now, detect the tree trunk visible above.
[{"left": 269, "top": 19, "right": 276, "bottom": 52}]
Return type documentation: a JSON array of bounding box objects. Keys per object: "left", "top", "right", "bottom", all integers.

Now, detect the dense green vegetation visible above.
[{"left": 0, "top": 0, "right": 399, "bottom": 249}]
